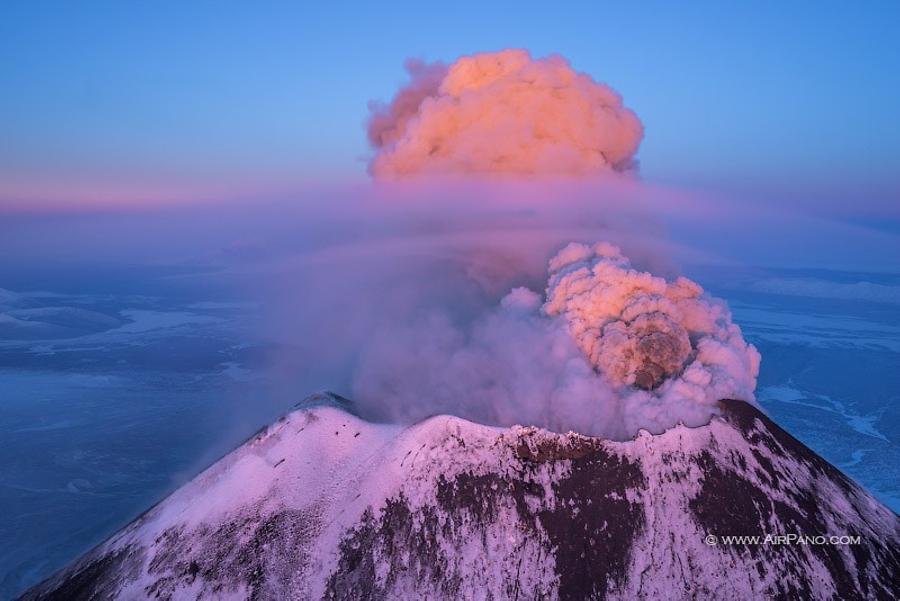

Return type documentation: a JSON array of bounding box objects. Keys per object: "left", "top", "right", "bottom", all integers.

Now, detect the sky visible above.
[{"left": 1, "top": 0, "right": 899, "bottom": 208}]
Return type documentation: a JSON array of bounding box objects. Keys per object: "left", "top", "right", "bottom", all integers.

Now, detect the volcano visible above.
[{"left": 20, "top": 393, "right": 900, "bottom": 600}]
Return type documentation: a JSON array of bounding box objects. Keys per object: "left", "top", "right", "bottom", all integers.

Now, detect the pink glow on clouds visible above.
[
  {"left": 0, "top": 182, "right": 221, "bottom": 214},
  {"left": 0, "top": 174, "right": 360, "bottom": 214},
  {"left": 368, "top": 49, "right": 643, "bottom": 179}
]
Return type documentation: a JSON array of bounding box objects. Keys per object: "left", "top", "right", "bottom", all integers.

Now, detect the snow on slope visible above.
[{"left": 21, "top": 393, "right": 900, "bottom": 600}]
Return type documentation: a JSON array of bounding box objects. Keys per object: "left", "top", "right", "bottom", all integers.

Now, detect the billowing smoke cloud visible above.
[
  {"left": 352, "top": 241, "right": 760, "bottom": 439},
  {"left": 368, "top": 49, "right": 643, "bottom": 178},
  {"left": 544, "top": 242, "right": 760, "bottom": 402},
  {"left": 350, "top": 50, "right": 758, "bottom": 438}
]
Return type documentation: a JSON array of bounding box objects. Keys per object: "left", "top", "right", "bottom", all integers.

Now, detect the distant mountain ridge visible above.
[{"left": 21, "top": 393, "right": 900, "bottom": 600}]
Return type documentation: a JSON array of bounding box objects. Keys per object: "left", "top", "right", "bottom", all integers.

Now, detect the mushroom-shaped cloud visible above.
[{"left": 368, "top": 49, "right": 643, "bottom": 178}]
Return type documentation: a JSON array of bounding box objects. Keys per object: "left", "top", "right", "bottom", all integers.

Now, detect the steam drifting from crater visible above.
[
  {"left": 352, "top": 241, "right": 760, "bottom": 439},
  {"left": 368, "top": 49, "right": 643, "bottom": 178}
]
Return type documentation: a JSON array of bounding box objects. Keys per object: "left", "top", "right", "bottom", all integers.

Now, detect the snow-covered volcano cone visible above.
[{"left": 21, "top": 393, "right": 900, "bottom": 600}]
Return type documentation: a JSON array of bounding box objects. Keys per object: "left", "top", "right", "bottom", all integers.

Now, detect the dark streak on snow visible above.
[
  {"left": 323, "top": 437, "right": 645, "bottom": 601},
  {"left": 689, "top": 400, "right": 900, "bottom": 600}
]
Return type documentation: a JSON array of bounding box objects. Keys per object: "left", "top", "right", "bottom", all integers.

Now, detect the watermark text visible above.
[{"left": 704, "top": 533, "right": 861, "bottom": 546}]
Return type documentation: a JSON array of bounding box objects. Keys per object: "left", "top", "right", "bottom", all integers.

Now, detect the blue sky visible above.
[{"left": 1, "top": 1, "right": 899, "bottom": 201}]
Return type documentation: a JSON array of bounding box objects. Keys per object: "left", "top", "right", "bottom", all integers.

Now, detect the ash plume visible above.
[
  {"left": 544, "top": 242, "right": 760, "bottom": 402},
  {"left": 342, "top": 49, "right": 762, "bottom": 438},
  {"left": 352, "top": 241, "right": 760, "bottom": 439},
  {"left": 367, "top": 49, "right": 643, "bottom": 178}
]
